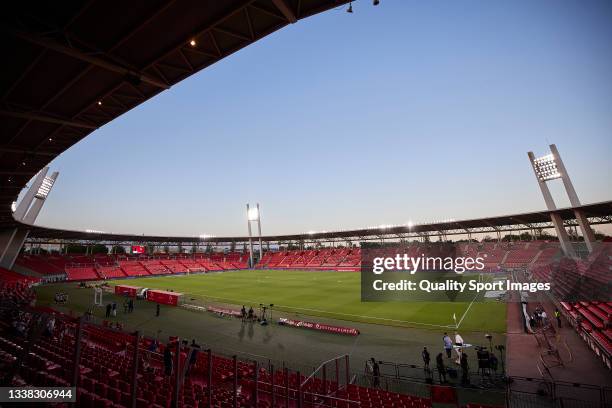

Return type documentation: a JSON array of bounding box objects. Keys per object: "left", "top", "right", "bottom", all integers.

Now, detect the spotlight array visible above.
[
  {"left": 533, "top": 154, "right": 561, "bottom": 181},
  {"left": 35, "top": 176, "right": 55, "bottom": 199}
]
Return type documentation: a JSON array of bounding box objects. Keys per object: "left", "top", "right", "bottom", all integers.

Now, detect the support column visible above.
[
  {"left": 247, "top": 204, "right": 254, "bottom": 268},
  {"left": 257, "top": 203, "right": 263, "bottom": 261},
  {"left": 549, "top": 144, "right": 596, "bottom": 252},
  {"left": 0, "top": 228, "right": 29, "bottom": 270},
  {"left": 527, "top": 151, "right": 576, "bottom": 258},
  {"left": 13, "top": 167, "right": 49, "bottom": 221},
  {"left": 0, "top": 171, "right": 59, "bottom": 269},
  {"left": 0, "top": 229, "right": 18, "bottom": 261}
]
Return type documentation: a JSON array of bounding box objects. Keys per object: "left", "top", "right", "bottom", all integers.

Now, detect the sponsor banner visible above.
[
  {"left": 146, "top": 289, "right": 181, "bottom": 306},
  {"left": 114, "top": 285, "right": 139, "bottom": 297},
  {"left": 206, "top": 305, "right": 242, "bottom": 318},
  {"left": 278, "top": 317, "right": 360, "bottom": 336}
]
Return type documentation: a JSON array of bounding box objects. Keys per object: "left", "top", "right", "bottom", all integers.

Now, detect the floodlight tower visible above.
[
  {"left": 246, "top": 203, "right": 263, "bottom": 268},
  {"left": 527, "top": 144, "right": 596, "bottom": 257},
  {"left": 0, "top": 168, "right": 59, "bottom": 269}
]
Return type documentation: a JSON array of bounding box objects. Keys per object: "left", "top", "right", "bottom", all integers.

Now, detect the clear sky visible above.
[{"left": 31, "top": 0, "right": 612, "bottom": 237}]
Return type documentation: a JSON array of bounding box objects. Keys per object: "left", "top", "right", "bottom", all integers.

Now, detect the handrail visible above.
[{"left": 301, "top": 353, "right": 348, "bottom": 387}]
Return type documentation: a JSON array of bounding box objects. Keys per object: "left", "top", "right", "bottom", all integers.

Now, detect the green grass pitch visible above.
[{"left": 106, "top": 270, "right": 506, "bottom": 332}]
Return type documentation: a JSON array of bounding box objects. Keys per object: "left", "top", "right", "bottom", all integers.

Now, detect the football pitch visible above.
[{"left": 106, "top": 269, "right": 506, "bottom": 332}]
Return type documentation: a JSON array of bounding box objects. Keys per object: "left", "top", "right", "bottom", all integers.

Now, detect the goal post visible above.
[{"left": 94, "top": 287, "right": 103, "bottom": 306}]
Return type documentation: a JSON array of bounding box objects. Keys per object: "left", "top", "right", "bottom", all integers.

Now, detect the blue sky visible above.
[{"left": 32, "top": 0, "right": 612, "bottom": 237}]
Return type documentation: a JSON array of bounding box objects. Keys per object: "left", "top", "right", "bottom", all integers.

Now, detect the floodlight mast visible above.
[
  {"left": 549, "top": 145, "right": 596, "bottom": 252},
  {"left": 246, "top": 203, "right": 263, "bottom": 268},
  {"left": 0, "top": 169, "right": 59, "bottom": 270},
  {"left": 257, "top": 203, "right": 263, "bottom": 261},
  {"left": 247, "top": 204, "right": 254, "bottom": 268},
  {"left": 527, "top": 144, "right": 595, "bottom": 256}
]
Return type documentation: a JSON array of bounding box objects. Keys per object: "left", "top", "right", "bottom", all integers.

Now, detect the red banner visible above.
[
  {"left": 278, "top": 317, "right": 359, "bottom": 336},
  {"left": 146, "top": 289, "right": 181, "bottom": 306},
  {"left": 207, "top": 305, "right": 242, "bottom": 318},
  {"left": 115, "top": 285, "right": 139, "bottom": 297}
]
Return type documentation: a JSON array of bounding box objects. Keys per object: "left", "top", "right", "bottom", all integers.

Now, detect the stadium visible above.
[{"left": 0, "top": 1, "right": 611, "bottom": 408}]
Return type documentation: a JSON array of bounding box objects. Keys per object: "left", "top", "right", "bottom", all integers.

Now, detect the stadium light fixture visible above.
[
  {"left": 532, "top": 153, "right": 561, "bottom": 181},
  {"left": 189, "top": 39, "right": 197, "bottom": 47},
  {"left": 11, "top": 201, "right": 17, "bottom": 212},
  {"left": 247, "top": 206, "right": 260, "bottom": 221},
  {"left": 407, "top": 220, "right": 414, "bottom": 228},
  {"left": 97, "top": 100, "right": 102, "bottom": 106},
  {"left": 35, "top": 176, "right": 55, "bottom": 199}
]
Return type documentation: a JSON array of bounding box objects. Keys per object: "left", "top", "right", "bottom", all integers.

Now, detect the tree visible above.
[
  {"left": 111, "top": 245, "right": 126, "bottom": 254},
  {"left": 65, "top": 244, "right": 87, "bottom": 254},
  {"left": 91, "top": 244, "right": 108, "bottom": 254}
]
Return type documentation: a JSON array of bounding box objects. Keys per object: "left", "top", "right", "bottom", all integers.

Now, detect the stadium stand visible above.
[
  {"left": 0, "top": 284, "right": 440, "bottom": 408},
  {"left": 14, "top": 252, "right": 251, "bottom": 280},
  {"left": 502, "top": 247, "right": 539, "bottom": 268},
  {"left": 559, "top": 301, "right": 612, "bottom": 369},
  {"left": 65, "top": 266, "right": 100, "bottom": 281},
  {"left": 140, "top": 260, "right": 170, "bottom": 275},
  {"left": 15, "top": 255, "right": 64, "bottom": 276},
  {"left": 0, "top": 266, "right": 40, "bottom": 286},
  {"left": 97, "top": 265, "right": 126, "bottom": 279},
  {"left": 12, "top": 240, "right": 569, "bottom": 283},
  {"left": 119, "top": 261, "right": 151, "bottom": 277}
]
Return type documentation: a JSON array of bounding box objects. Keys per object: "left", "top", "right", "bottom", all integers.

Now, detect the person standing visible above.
[
  {"left": 187, "top": 339, "right": 200, "bottom": 376},
  {"left": 248, "top": 306, "right": 254, "bottom": 321},
  {"left": 454, "top": 332, "right": 465, "bottom": 364},
  {"left": 460, "top": 352, "right": 469, "bottom": 385},
  {"left": 105, "top": 303, "right": 111, "bottom": 318},
  {"left": 156, "top": 304, "right": 160, "bottom": 317},
  {"left": 443, "top": 333, "right": 453, "bottom": 358},
  {"left": 541, "top": 310, "right": 548, "bottom": 326},
  {"left": 163, "top": 345, "right": 173, "bottom": 376},
  {"left": 554, "top": 308, "right": 562, "bottom": 328},
  {"left": 436, "top": 353, "right": 446, "bottom": 383},
  {"left": 370, "top": 358, "right": 380, "bottom": 388},
  {"left": 128, "top": 299, "right": 134, "bottom": 313},
  {"left": 422, "top": 347, "right": 430, "bottom": 371}
]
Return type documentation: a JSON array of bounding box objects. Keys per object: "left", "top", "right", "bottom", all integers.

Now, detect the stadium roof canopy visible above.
[
  {"left": 0, "top": 0, "right": 350, "bottom": 227},
  {"left": 1, "top": 2, "right": 611, "bottom": 247},
  {"left": 23, "top": 201, "right": 612, "bottom": 245}
]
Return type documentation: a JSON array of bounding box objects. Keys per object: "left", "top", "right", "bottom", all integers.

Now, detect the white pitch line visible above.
[
  {"left": 181, "top": 289, "right": 455, "bottom": 329},
  {"left": 455, "top": 291, "right": 479, "bottom": 329}
]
